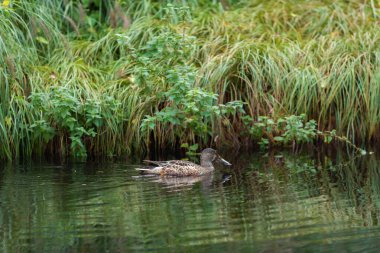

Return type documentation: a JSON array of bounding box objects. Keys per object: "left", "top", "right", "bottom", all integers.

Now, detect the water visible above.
[{"left": 1, "top": 150, "right": 380, "bottom": 253}]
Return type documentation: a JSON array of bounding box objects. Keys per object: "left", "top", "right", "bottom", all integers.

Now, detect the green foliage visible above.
[
  {"left": 180, "top": 142, "right": 199, "bottom": 157},
  {"left": 29, "top": 86, "right": 122, "bottom": 156},
  {"left": 243, "top": 114, "right": 318, "bottom": 149},
  {"left": 281, "top": 115, "right": 317, "bottom": 144},
  {"left": 0, "top": 0, "right": 377, "bottom": 160},
  {"left": 243, "top": 114, "right": 366, "bottom": 153},
  {"left": 118, "top": 15, "right": 244, "bottom": 146}
]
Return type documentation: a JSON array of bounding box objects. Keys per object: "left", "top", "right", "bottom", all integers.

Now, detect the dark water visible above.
[{"left": 1, "top": 150, "right": 380, "bottom": 253}]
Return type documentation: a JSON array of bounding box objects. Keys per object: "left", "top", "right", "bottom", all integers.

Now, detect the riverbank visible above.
[{"left": 0, "top": 0, "right": 379, "bottom": 160}]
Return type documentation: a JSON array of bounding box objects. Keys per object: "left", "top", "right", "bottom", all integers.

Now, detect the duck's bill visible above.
[{"left": 219, "top": 158, "right": 232, "bottom": 166}]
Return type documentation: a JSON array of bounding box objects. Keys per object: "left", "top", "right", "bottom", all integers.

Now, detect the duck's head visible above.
[{"left": 200, "top": 148, "right": 231, "bottom": 166}]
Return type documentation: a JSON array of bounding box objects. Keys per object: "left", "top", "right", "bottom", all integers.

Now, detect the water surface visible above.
[{"left": 1, "top": 150, "right": 380, "bottom": 252}]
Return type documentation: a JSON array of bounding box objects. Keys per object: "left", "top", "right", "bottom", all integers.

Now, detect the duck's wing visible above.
[
  {"left": 162, "top": 163, "right": 205, "bottom": 176},
  {"left": 166, "top": 160, "right": 198, "bottom": 166}
]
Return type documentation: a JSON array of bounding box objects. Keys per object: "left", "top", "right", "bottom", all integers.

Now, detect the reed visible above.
[{"left": 0, "top": 0, "right": 379, "bottom": 160}]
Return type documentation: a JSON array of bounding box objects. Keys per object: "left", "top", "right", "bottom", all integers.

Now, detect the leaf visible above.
[
  {"left": 148, "top": 122, "right": 155, "bottom": 130},
  {"left": 36, "top": 36, "right": 49, "bottom": 45},
  {"left": 273, "top": 136, "right": 284, "bottom": 142},
  {"left": 189, "top": 143, "right": 198, "bottom": 151},
  {"left": 324, "top": 135, "right": 332, "bottom": 143},
  {"left": 255, "top": 122, "right": 265, "bottom": 128},
  {"left": 181, "top": 143, "right": 189, "bottom": 148},
  {"left": 93, "top": 118, "right": 103, "bottom": 128},
  {"left": 186, "top": 151, "right": 197, "bottom": 156},
  {"left": 2, "top": 0, "right": 10, "bottom": 7}
]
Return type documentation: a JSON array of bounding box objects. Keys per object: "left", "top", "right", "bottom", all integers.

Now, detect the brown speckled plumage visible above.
[{"left": 136, "top": 148, "right": 231, "bottom": 177}]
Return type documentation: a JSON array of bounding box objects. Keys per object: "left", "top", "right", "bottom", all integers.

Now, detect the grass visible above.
[{"left": 0, "top": 0, "right": 379, "bottom": 160}]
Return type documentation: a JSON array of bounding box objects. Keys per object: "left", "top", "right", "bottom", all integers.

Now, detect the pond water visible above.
[{"left": 1, "top": 150, "right": 380, "bottom": 253}]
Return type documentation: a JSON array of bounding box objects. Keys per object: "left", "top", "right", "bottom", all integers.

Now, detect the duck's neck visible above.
[{"left": 200, "top": 160, "right": 214, "bottom": 169}]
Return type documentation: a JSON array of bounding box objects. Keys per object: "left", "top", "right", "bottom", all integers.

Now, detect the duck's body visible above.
[
  {"left": 140, "top": 160, "right": 214, "bottom": 176},
  {"left": 136, "top": 148, "right": 231, "bottom": 177}
]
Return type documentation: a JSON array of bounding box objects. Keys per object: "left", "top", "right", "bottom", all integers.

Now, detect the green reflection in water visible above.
[{"left": 1, "top": 151, "right": 380, "bottom": 253}]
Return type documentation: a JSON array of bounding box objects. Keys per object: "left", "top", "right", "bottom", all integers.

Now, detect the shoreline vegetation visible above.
[{"left": 0, "top": 0, "right": 378, "bottom": 160}]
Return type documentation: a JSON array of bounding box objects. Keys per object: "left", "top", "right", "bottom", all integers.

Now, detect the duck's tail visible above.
[{"left": 135, "top": 166, "right": 163, "bottom": 175}]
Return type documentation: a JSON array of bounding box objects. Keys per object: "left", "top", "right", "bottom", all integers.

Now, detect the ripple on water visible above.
[{"left": 1, "top": 153, "right": 380, "bottom": 252}]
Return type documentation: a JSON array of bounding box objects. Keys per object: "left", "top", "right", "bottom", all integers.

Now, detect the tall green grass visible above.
[{"left": 0, "top": 0, "right": 379, "bottom": 160}]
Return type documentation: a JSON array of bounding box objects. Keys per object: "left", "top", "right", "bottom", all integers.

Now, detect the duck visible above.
[{"left": 135, "top": 148, "right": 231, "bottom": 176}]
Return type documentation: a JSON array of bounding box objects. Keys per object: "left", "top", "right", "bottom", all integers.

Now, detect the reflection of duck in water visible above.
[
  {"left": 152, "top": 174, "right": 214, "bottom": 191},
  {"left": 136, "top": 148, "right": 231, "bottom": 176}
]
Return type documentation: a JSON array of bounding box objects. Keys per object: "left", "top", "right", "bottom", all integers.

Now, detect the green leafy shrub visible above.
[
  {"left": 180, "top": 142, "right": 199, "bottom": 157},
  {"left": 243, "top": 114, "right": 366, "bottom": 154},
  {"left": 117, "top": 11, "right": 244, "bottom": 146},
  {"left": 243, "top": 114, "right": 323, "bottom": 149},
  {"left": 29, "top": 86, "right": 122, "bottom": 156}
]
